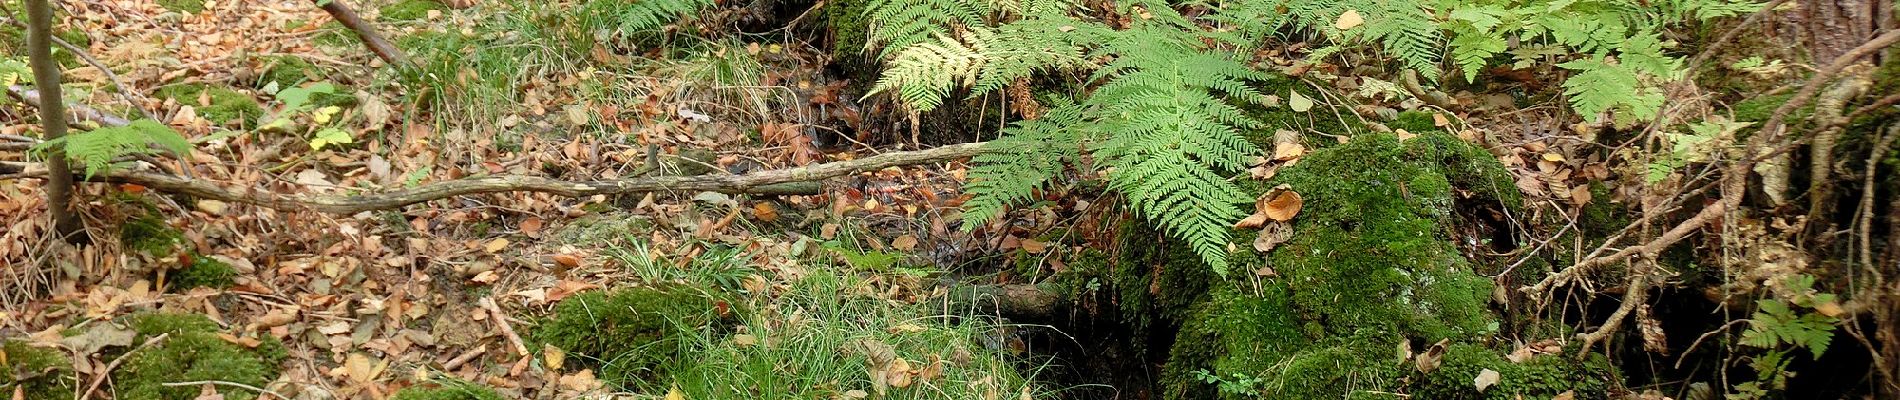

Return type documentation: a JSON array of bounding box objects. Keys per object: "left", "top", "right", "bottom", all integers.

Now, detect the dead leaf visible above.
[
  {"left": 1020, "top": 238, "right": 1048, "bottom": 254},
  {"left": 1335, "top": 9, "right": 1364, "bottom": 30},
  {"left": 1252, "top": 221, "right": 1293, "bottom": 253},
  {"left": 1273, "top": 142, "right": 1306, "bottom": 161},
  {"left": 544, "top": 344, "right": 566, "bottom": 370},
  {"left": 483, "top": 238, "right": 509, "bottom": 254},
  {"left": 59, "top": 323, "right": 135, "bottom": 356},
  {"left": 1473, "top": 368, "right": 1500, "bottom": 392},
  {"left": 1416, "top": 339, "right": 1449, "bottom": 373},
  {"left": 820, "top": 223, "right": 840, "bottom": 239},
  {"left": 752, "top": 202, "right": 780, "bottom": 222},
  {"left": 733, "top": 334, "right": 758, "bottom": 347},
  {"left": 892, "top": 235, "right": 918, "bottom": 251},
  {"left": 1262, "top": 186, "right": 1303, "bottom": 221},
  {"left": 559, "top": 369, "right": 602, "bottom": 392}
]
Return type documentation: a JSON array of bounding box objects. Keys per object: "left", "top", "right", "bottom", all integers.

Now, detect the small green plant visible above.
[
  {"left": 1192, "top": 370, "right": 1267, "bottom": 397},
  {"left": 261, "top": 82, "right": 355, "bottom": 151},
  {"left": 391, "top": 378, "right": 506, "bottom": 400},
  {"left": 1730, "top": 274, "right": 1840, "bottom": 399},
  {"left": 31, "top": 119, "right": 190, "bottom": 178},
  {"left": 172, "top": 255, "right": 238, "bottom": 290}
]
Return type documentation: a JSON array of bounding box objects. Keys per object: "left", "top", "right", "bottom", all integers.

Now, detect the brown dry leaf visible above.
[
  {"left": 560, "top": 369, "right": 603, "bottom": 392},
  {"left": 192, "top": 385, "right": 224, "bottom": 400},
  {"left": 1552, "top": 390, "right": 1576, "bottom": 400},
  {"left": 1416, "top": 339, "right": 1449, "bottom": 373},
  {"left": 1335, "top": 9, "right": 1364, "bottom": 30},
  {"left": 1637, "top": 304, "right": 1669, "bottom": 355},
  {"left": 548, "top": 280, "right": 598, "bottom": 302},
  {"left": 1506, "top": 345, "right": 1534, "bottom": 363},
  {"left": 752, "top": 202, "right": 780, "bottom": 222},
  {"left": 887, "top": 358, "right": 915, "bottom": 388},
  {"left": 1252, "top": 221, "right": 1293, "bottom": 253},
  {"left": 470, "top": 270, "right": 500, "bottom": 285},
  {"left": 1432, "top": 113, "right": 1450, "bottom": 127},
  {"left": 892, "top": 235, "right": 919, "bottom": 251},
  {"left": 520, "top": 218, "right": 545, "bottom": 235},
  {"left": 1273, "top": 142, "right": 1306, "bottom": 161},
  {"left": 1473, "top": 368, "right": 1500, "bottom": 392},
  {"left": 1395, "top": 128, "right": 1417, "bottom": 142},
  {"left": 1262, "top": 186, "right": 1303, "bottom": 221},
  {"left": 1020, "top": 238, "right": 1048, "bottom": 254},
  {"left": 544, "top": 344, "right": 566, "bottom": 370},
  {"left": 733, "top": 334, "right": 758, "bottom": 347},
  {"left": 552, "top": 254, "right": 582, "bottom": 269},
  {"left": 821, "top": 223, "right": 840, "bottom": 239},
  {"left": 483, "top": 238, "right": 509, "bottom": 254}
]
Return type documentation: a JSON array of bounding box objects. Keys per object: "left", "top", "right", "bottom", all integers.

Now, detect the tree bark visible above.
[
  {"left": 316, "top": 0, "right": 410, "bottom": 66},
  {"left": 24, "top": 0, "right": 84, "bottom": 243}
]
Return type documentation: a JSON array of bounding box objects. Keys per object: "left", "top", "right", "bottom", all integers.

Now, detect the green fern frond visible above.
[
  {"left": 862, "top": 0, "right": 990, "bottom": 56},
  {"left": 960, "top": 103, "right": 1085, "bottom": 228},
  {"left": 611, "top": 0, "right": 715, "bottom": 32},
  {"left": 33, "top": 119, "right": 191, "bottom": 178},
  {"left": 867, "top": 31, "right": 987, "bottom": 111},
  {"left": 1362, "top": 0, "right": 1443, "bottom": 76},
  {"left": 1558, "top": 56, "right": 1663, "bottom": 122}
]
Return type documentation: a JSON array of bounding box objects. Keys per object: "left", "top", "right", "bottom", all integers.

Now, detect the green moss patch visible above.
[
  {"left": 117, "top": 313, "right": 285, "bottom": 400},
  {"left": 258, "top": 55, "right": 318, "bottom": 87},
  {"left": 156, "top": 0, "right": 206, "bottom": 13},
  {"left": 392, "top": 379, "right": 506, "bottom": 400},
  {"left": 2, "top": 340, "right": 76, "bottom": 399},
  {"left": 154, "top": 84, "right": 263, "bottom": 128},
  {"left": 533, "top": 285, "right": 732, "bottom": 388},
  {"left": 122, "top": 214, "right": 185, "bottom": 257},
  {"left": 380, "top": 0, "right": 446, "bottom": 22},
  {"left": 1414, "top": 343, "right": 1612, "bottom": 399},
  {"left": 173, "top": 255, "right": 237, "bottom": 290},
  {"left": 1157, "top": 133, "right": 1610, "bottom": 398}
]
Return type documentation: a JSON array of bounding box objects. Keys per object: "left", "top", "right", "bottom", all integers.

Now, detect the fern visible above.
[
  {"left": 1741, "top": 299, "right": 1836, "bottom": 356},
  {"left": 960, "top": 102, "right": 1084, "bottom": 226},
  {"left": 609, "top": 0, "right": 715, "bottom": 33},
  {"left": 867, "top": 14, "right": 1095, "bottom": 112},
  {"left": 1558, "top": 56, "right": 1664, "bottom": 122},
  {"left": 32, "top": 119, "right": 191, "bottom": 178},
  {"left": 862, "top": 0, "right": 990, "bottom": 56}
]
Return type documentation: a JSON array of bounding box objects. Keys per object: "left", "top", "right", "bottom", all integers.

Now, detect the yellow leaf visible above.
[
  {"left": 483, "top": 238, "right": 509, "bottom": 253},
  {"left": 1288, "top": 90, "right": 1313, "bottom": 112},
  {"left": 1541, "top": 152, "right": 1565, "bottom": 162},
  {"left": 665, "top": 384, "right": 686, "bottom": 400},
  {"left": 312, "top": 106, "right": 341, "bottom": 124},
  {"left": 1335, "top": 10, "right": 1364, "bottom": 30}
]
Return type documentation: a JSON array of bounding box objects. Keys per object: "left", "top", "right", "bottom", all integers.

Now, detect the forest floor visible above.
[{"left": 3, "top": 0, "right": 1892, "bottom": 399}]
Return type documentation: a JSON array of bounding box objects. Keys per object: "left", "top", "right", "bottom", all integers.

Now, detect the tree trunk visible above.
[{"left": 25, "top": 0, "right": 84, "bottom": 243}]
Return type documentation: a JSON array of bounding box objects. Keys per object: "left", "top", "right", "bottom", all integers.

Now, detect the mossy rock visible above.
[
  {"left": 2, "top": 339, "right": 77, "bottom": 399},
  {"left": 532, "top": 285, "right": 734, "bottom": 388},
  {"left": 156, "top": 0, "right": 206, "bottom": 13},
  {"left": 258, "top": 55, "right": 319, "bottom": 87},
  {"left": 172, "top": 255, "right": 237, "bottom": 290},
  {"left": 1158, "top": 133, "right": 1611, "bottom": 398},
  {"left": 117, "top": 313, "right": 285, "bottom": 400},
  {"left": 380, "top": 0, "right": 446, "bottom": 22},
  {"left": 154, "top": 84, "right": 263, "bottom": 128},
  {"left": 391, "top": 379, "right": 506, "bottom": 400}
]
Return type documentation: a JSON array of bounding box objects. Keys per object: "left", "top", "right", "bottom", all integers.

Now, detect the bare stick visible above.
[
  {"left": 479, "top": 297, "right": 529, "bottom": 357},
  {"left": 81, "top": 333, "right": 168, "bottom": 400},
  {"left": 441, "top": 344, "right": 487, "bottom": 371},
  {"left": 159, "top": 380, "right": 288, "bottom": 399},
  {"left": 315, "top": 0, "right": 410, "bottom": 66},
  {"left": 0, "top": 142, "right": 984, "bottom": 214}
]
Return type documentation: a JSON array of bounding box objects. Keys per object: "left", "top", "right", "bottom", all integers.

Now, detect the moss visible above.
[
  {"left": 1389, "top": 110, "right": 1442, "bottom": 132},
  {"left": 154, "top": 84, "right": 263, "bottom": 128},
  {"left": 380, "top": 0, "right": 445, "bottom": 22},
  {"left": 2, "top": 339, "right": 77, "bottom": 399},
  {"left": 1158, "top": 133, "right": 1613, "bottom": 398},
  {"left": 1413, "top": 343, "right": 1612, "bottom": 399},
  {"left": 1242, "top": 74, "right": 1368, "bottom": 150},
  {"left": 392, "top": 379, "right": 507, "bottom": 400},
  {"left": 258, "top": 55, "right": 318, "bottom": 87},
  {"left": 172, "top": 255, "right": 237, "bottom": 290},
  {"left": 824, "top": 0, "right": 872, "bottom": 68},
  {"left": 156, "top": 0, "right": 205, "bottom": 13},
  {"left": 533, "top": 285, "right": 733, "bottom": 387},
  {"left": 121, "top": 215, "right": 184, "bottom": 257},
  {"left": 118, "top": 313, "right": 284, "bottom": 400}
]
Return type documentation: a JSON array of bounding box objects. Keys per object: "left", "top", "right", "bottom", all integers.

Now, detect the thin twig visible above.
[
  {"left": 479, "top": 297, "right": 529, "bottom": 357},
  {"left": 81, "top": 333, "right": 168, "bottom": 400},
  {"left": 0, "top": 5, "right": 156, "bottom": 121}
]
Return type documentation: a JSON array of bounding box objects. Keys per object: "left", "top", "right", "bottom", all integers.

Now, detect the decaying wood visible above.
[
  {"left": 0, "top": 142, "right": 985, "bottom": 214},
  {"left": 315, "top": 0, "right": 410, "bottom": 66},
  {"left": 5, "top": 85, "right": 133, "bottom": 127},
  {"left": 936, "top": 282, "right": 1065, "bottom": 318}
]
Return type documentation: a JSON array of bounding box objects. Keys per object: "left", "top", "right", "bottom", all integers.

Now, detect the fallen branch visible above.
[
  {"left": 6, "top": 85, "right": 132, "bottom": 127},
  {"left": 1, "top": 143, "right": 984, "bottom": 214},
  {"left": 315, "top": 0, "right": 410, "bottom": 66}
]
